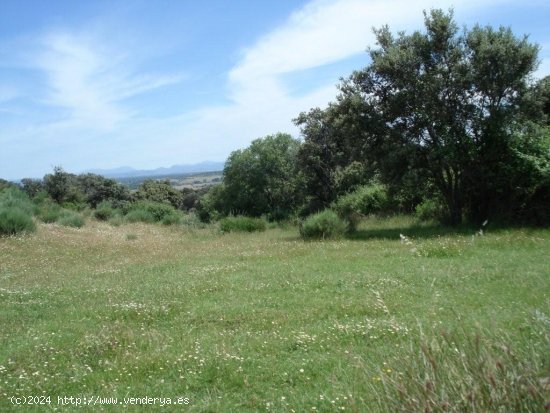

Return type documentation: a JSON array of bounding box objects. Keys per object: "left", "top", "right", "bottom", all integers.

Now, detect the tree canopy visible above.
[{"left": 296, "top": 9, "right": 546, "bottom": 224}]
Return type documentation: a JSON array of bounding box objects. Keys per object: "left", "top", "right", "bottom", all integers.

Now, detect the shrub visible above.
[
  {"left": 94, "top": 201, "right": 116, "bottom": 221},
  {"left": 332, "top": 183, "right": 388, "bottom": 231},
  {"left": 128, "top": 201, "right": 176, "bottom": 222},
  {"left": 0, "top": 187, "right": 34, "bottom": 215},
  {"left": 108, "top": 215, "right": 124, "bottom": 227},
  {"left": 58, "top": 211, "right": 85, "bottom": 228},
  {"left": 161, "top": 212, "right": 181, "bottom": 226},
  {"left": 0, "top": 207, "right": 36, "bottom": 235},
  {"left": 36, "top": 203, "right": 62, "bottom": 223},
  {"left": 219, "top": 216, "right": 267, "bottom": 233},
  {"left": 415, "top": 198, "right": 445, "bottom": 222},
  {"left": 300, "top": 209, "right": 347, "bottom": 240},
  {"left": 125, "top": 209, "right": 155, "bottom": 224}
]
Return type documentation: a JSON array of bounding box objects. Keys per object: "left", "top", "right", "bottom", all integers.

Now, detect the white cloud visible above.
[
  {"left": 36, "top": 31, "right": 183, "bottom": 131},
  {"left": 2, "top": 0, "right": 537, "bottom": 179}
]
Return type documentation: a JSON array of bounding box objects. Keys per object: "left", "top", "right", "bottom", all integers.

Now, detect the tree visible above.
[
  {"left": 77, "top": 174, "right": 131, "bottom": 208},
  {"left": 294, "top": 96, "right": 380, "bottom": 213},
  {"left": 135, "top": 180, "right": 182, "bottom": 209},
  {"left": 43, "top": 167, "right": 84, "bottom": 205},
  {"left": 20, "top": 178, "right": 44, "bottom": 198},
  {"left": 221, "top": 133, "right": 304, "bottom": 219},
  {"left": 343, "top": 9, "right": 540, "bottom": 224}
]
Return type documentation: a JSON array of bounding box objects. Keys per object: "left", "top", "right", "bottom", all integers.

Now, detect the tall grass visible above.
[
  {"left": 370, "top": 322, "right": 549, "bottom": 412},
  {"left": 0, "top": 188, "right": 36, "bottom": 235},
  {"left": 219, "top": 216, "right": 267, "bottom": 233}
]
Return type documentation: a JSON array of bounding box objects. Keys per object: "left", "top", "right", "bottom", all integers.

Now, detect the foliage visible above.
[
  {"left": 35, "top": 202, "right": 63, "bottom": 223},
  {"left": 332, "top": 183, "right": 388, "bottom": 231},
  {"left": 0, "top": 207, "right": 36, "bottom": 235},
  {"left": 195, "top": 184, "right": 225, "bottom": 222},
  {"left": 129, "top": 200, "right": 177, "bottom": 222},
  {"left": 161, "top": 212, "right": 181, "bottom": 226},
  {"left": 0, "top": 187, "right": 34, "bottom": 215},
  {"left": 58, "top": 211, "right": 85, "bottom": 228},
  {"left": 43, "top": 167, "right": 84, "bottom": 205},
  {"left": 299, "top": 209, "right": 348, "bottom": 239},
  {"left": 124, "top": 209, "right": 155, "bottom": 224},
  {"left": 219, "top": 216, "right": 267, "bottom": 233},
  {"left": 415, "top": 198, "right": 446, "bottom": 222},
  {"left": 77, "top": 173, "right": 132, "bottom": 208},
  {"left": 221, "top": 133, "right": 304, "bottom": 220},
  {"left": 93, "top": 201, "right": 116, "bottom": 221},
  {"left": 20, "top": 178, "right": 44, "bottom": 198},
  {"left": 0, "top": 179, "right": 17, "bottom": 191},
  {"left": 135, "top": 180, "right": 183, "bottom": 209},
  {"left": 295, "top": 10, "right": 543, "bottom": 224}
]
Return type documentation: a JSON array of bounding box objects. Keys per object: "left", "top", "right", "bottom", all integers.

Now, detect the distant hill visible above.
[{"left": 86, "top": 161, "right": 225, "bottom": 178}]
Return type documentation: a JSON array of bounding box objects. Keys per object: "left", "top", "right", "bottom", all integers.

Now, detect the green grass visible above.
[{"left": 0, "top": 216, "right": 548, "bottom": 411}]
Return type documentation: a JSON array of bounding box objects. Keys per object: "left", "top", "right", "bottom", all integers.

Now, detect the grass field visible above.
[{"left": 1, "top": 217, "right": 549, "bottom": 411}]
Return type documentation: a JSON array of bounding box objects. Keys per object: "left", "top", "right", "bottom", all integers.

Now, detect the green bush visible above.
[
  {"left": 94, "top": 201, "right": 116, "bottom": 221},
  {"left": 300, "top": 209, "right": 347, "bottom": 240},
  {"left": 332, "top": 183, "right": 388, "bottom": 231},
  {"left": 415, "top": 198, "right": 445, "bottom": 222},
  {"left": 128, "top": 201, "right": 176, "bottom": 222},
  {"left": 0, "top": 187, "right": 34, "bottom": 215},
  {"left": 125, "top": 209, "right": 155, "bottom": 224},
  {"left": 161, "top": 212, "right": 181, "bottom": 226},
  {"left": 58, "top": 211, "right": 85, "bottom": 228},
  {"left": 108, "top": 215, "right": 124, "bottom": 227},
  {"left": 0, "top": 207, "right": 36, "bottom": 235},
  {"left": 36, "top": 203, "right": 62, "bottom": 223},
  {"left": 219, "top": 216, "right": 267, "bottom": 233}
]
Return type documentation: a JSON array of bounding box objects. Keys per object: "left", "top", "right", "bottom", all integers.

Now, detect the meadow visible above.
[{"left": 0, "top": 216, "right": 549, "bottom": 412}]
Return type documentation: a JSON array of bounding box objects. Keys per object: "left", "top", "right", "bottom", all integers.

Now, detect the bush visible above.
[
  {"left": 125, "top": 209, "right": 155, "bottom": 224},
  {"left": 58, "top": 211, "right": 85, "bottom": 228},
  {"left": 219, "top": 216, "right": 267, "bottom": 233},
  {"left": 0, "top": 207, "right": 36, "bottom": 235},
  {"left": 415, "top": 198, "right": 445, "bottom": 222},
  {"left": 128, "top": 201, "right": 177, "bottom": 222},
  {"left": 300, "top": 209, "right": 347, "bottom": 240},
  {"left": 36, "top": 203, "right": 62, "bottom": 223},
  {"left": 94, "top": 201, "right": 116, "bottom": 221},
  {"left": 108, "top": 215, "right": 124, "bottom": 227},
  {"left": 161, "top": 212, "right": 181, "bottom": 226},
  {"left": 0, "top": 187, "right": 34, "bottom": 215},
  {"left": 332, "top": 183, "right": 388, "bottom": 231}
]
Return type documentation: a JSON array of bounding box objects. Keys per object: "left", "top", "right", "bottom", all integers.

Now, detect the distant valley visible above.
[{"left": 86, "top": 161, "right": 224, "bottom": 179}]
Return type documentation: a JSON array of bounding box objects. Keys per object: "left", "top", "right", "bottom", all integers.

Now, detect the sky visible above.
[{"left": 0, "top": 0, "right": 549, "bottom": 180}]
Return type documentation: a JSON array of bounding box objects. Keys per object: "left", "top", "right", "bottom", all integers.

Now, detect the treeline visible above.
[
  {"left": 198, "top": 10, "right": 550, "bottom": 229},
  {"left": 0, "top": 168, "right": 207, "bottom": 235},
  {"left": 1, "top": 10, "right": 549, "bottom": 237}
]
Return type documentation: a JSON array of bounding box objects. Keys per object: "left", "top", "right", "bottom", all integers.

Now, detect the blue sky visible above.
[{"left": 1, "top": 0, "right": 549, "bottom": 180}]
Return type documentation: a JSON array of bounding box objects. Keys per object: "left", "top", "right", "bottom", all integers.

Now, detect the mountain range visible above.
[{"left": 86, "top": 161, "right": 225, "bottom": 179}]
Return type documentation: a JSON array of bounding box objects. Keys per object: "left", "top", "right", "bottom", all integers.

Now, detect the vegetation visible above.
[
  {"left": 0, "top": 11, "right": 548, "bottom": 410},
  {"left": 332, "top": 183, "right": 388, "bottom": 231},
  {"left": 219, "top": 216, "right": 267, "bottom": 233},
  {"left": 218, "top": 133, "right": 303, "bottom": 220},
  {"left": 300, "top": 209, "right": 348, "bottom": 239},
  {"left": 0, "top": 207, "right": 35, "bottom": 235},
  {"left": 293, "top": 10, "right": 549, "bottom": 225},
  {"left": 0, "top": 188, "right": 36, "bottom": 235},
  {"left": 58, "top": 211, "right": 85, "bottom": 228},
  {"left": 0, "top": 217, "right": 548, "bottom": 412}
]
